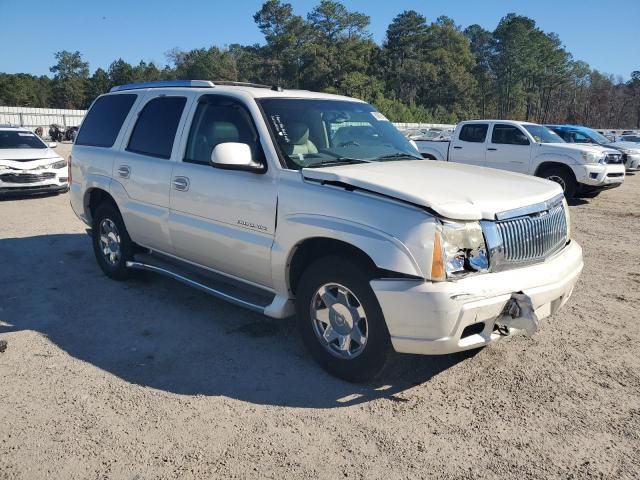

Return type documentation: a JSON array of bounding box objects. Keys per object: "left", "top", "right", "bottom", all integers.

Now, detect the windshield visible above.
[
  {"left": 0, "top": 130, "right": 48, "bottom": 149},
  {"left": 580, "top": 128, "right": 612, "bottom": 144},
  {"left": 257, "top": 98, "right": 421, "bottom": 169},
  {"left": 523, "top": 124, "right": 564, "bottom": 143}
]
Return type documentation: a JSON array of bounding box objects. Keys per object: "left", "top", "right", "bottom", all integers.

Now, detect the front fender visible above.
[
  {"left": 415, "top": 141, "right": 447, "bottom": 160},
  {"left": 533, "top": 153, "right": 580, "bottom": 173},
  {"left": 271, "top": 213, "right": 427, "bottom": 296}
]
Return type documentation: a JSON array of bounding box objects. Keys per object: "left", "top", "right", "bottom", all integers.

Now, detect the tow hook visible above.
[{"left": 494, "top": 294, "right": 539, "bottom": 337}]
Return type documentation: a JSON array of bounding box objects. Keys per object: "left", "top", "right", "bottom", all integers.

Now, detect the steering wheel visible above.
[{"left": 338, "top": 140, "right": 360, "bottom": 147}]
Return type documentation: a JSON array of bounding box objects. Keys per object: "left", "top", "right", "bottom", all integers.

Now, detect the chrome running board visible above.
[{"left": 126, "top": 259, "right": 271, "bottom": 314}]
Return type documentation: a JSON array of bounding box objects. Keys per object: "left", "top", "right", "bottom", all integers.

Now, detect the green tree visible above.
[
  {"left": 382, "top": 10, "right": 430, "bottom": 105},
  {"left": 49, "top": 50, "right": 89, "bottom": 109},
  {"left": 464, "top": 24, "right": 493, "bottom": 117},
  {"left": 253, "top": 0, "right": 308, "bottom": 86},
  {"left": 87, "top": 68, "right": 111, "bottom": 104}
]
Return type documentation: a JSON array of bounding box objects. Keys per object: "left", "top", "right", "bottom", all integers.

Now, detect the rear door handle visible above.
[
  {"left": 487, "top": 148, "right": 497, "bottom": 151},
  {"left": 453, "top": 146, "right": 462, "bottom": 150},
  {"left": 172, "top": 176, "right": 190, "bottom": 192},
  {"left": 117, "top": 165, "right": 131, "bottom": 178}
]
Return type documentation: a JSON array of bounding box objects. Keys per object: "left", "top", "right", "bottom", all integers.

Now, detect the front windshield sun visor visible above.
[{"left": 257, "top": 98, "right": 421, "bottom": 169}]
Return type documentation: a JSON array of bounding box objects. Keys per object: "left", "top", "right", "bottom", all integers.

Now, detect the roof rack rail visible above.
[
  {"left": 212, "top": 81, "right": 283, "bottom": 92},
  {"left": 110, "top": 80, "right": 215, "bottom": 92}
]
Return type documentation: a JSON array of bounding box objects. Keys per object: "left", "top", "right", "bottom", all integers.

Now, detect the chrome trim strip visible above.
[
  {"left": 495, "top": 193, "right": 564, "bottom": 221},
  {"left": 126, "top": 261, "right": 266, "bottom": 314}
]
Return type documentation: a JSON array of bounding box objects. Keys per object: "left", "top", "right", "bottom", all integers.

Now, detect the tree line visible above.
[{"left": 1, "top": 0, "right": 639, "bottom": 128}]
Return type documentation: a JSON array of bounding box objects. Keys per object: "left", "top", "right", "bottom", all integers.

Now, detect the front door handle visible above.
[
  {"left": 172, "top": 176, "right": 190, "bottom": 192},
  {"left": 117, "top": 165, "right": 131, "bottom": 178},
  {"left": 487, "top": 148, "right": 497, "bottom": 151},
  {"left": 453, "top": 146, "right": 462, "bottom": 150}
]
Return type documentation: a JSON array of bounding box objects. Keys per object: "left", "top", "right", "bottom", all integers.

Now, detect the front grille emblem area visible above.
[{"left": 481, "top": 195, "right": 568, "bottom": 272}]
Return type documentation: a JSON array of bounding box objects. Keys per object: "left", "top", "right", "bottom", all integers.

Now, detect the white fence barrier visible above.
[{"left": 0, "top": 106, "right": 86, "bottom": 130}]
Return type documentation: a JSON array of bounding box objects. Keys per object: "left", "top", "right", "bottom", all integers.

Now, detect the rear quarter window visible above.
[
  {"left": 126, "top": 96, "right": 187, "bottom": 159},
  {"left": 459, "top": 124, "right": 488, "bottom": 143},
  {"left": 75, "top": 94, "right": 137, "bottom": 148}
]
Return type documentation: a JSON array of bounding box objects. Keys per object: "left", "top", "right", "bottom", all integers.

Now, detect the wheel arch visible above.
[
  {"left": 286, "top": 237, "right": 422, "bottom": 296},
  {"left": 84, "top": 187, "right": 119, "bottom": 224},
  {"left": 534, "top": 160, "right": 577, "bottom": 180}
]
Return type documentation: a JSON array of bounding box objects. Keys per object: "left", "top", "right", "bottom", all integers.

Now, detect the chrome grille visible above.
[
  {"left": 0, "top": 172, "right": 56, "bottom": 184},
  {"left": 496, "top": 202, "right": 567, "bottom": 264}
]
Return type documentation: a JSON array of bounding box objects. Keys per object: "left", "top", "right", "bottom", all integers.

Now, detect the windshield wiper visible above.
[
  {"left": 371, "top": 152, "right": 422, "bottom": 161},
  {"left": 305, "top": 157, "right": 371, "bottom": 168}
]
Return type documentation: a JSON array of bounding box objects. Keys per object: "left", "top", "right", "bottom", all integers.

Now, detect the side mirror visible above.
[
  {"left": 48, "top": 142, "right": 57, "bottom": 148},
  {"left": 210, "top": 142, "right": 265, "bottom": 172},
  {"left": 515, "top": 135, "right": 530, "bottom": 146}
]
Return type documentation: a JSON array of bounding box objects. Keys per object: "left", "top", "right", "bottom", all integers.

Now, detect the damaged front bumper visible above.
[{"left": 371, "top": 241, "right": 583, "bottom": 355}]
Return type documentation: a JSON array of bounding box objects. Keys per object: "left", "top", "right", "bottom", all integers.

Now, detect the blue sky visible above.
[{"left": 1, "top": 0, "right": 638, "bottom": 79}]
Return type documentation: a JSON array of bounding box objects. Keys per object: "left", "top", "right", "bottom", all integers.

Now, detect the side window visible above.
[
  {"left": 573, "top": 132, "right": 592, "bottom": 143},
  {"left": 76, "top": 94, "right": 137, "bottom": 147},
  {"left": 184, "top": 97, "right": 262, "bottom": 165},
  {"left": 491, "top": 124, "right": 530, "bottom": 145},
  {"left": 127, "top": 96, "right": 187, "bottom": 159},
  {"left": 458, "top": 124, "right": 488, "bottom": 143}
]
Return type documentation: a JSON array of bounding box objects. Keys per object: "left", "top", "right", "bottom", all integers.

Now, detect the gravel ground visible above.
[{"left": 1, "top": 143, "right": 639, "bottom": 479}]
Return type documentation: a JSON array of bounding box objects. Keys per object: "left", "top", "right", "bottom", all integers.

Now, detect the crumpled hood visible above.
[
  {"left": 0, "top": 148, "right": 61, "bottom": 169},
  {"left": 302, "top": 160, "right": 562, "bottom": 221}
]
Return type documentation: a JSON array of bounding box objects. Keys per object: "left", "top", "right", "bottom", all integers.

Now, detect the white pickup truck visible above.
[
  {"left": 416, "top": 120, "right": 625, "bottom": 198},
  {"left": 70, "top": 82, "right": 583, "bottom": 381}
]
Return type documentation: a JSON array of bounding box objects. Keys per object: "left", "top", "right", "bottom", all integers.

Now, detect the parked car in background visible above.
[
  {"left": 547, "top": 125, "right": 640, "bottom": 172},
  {"left": 416, "top": 120, "right": 624, "bottom": 198},
  {"left": 0, "top": 125, "right": 69, "bottom": 196},
  {"left": 401, "top": 127, "right": 453, "bottom": 142},
  {"left": 69, "top": 80, "right": 583, "bottom": 381},
  {"left": 620, "top": 134, "right": 640, "bottom": 144}
]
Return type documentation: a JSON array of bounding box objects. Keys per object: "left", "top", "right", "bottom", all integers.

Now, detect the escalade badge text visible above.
[{"left": 238, "top": 220, "right": 268, "bottom": 231}]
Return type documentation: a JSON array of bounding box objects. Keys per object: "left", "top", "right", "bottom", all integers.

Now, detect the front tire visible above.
[
  {"left": 91, "top": 202, "right": 134, "bottom": 281},
  {"left": 539, "top": 166, "right": 577, "bottom": 199},
  {"left": 296, "top": 257, "right": 391, "bottom": 382}
]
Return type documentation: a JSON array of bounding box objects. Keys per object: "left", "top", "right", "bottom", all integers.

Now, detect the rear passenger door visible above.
[
  {"left": 115, "top": 92, "right": 190, "bottom": 253},
  {"left": 168, "top": 94, "right": 277, "bottom": 288},
  {"left": 485, "top": 124, "right": 532, "bottom": 174},
  {"left": 449, "top": 123, "right": 488, "bottom": 167}
]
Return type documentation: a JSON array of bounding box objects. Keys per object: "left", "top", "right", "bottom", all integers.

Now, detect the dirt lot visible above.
[{"left": 1, "top": 143, "right": 639, "bottom": 479}]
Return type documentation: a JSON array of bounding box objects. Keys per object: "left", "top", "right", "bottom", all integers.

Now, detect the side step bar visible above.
[{"left": 126, "top": 260, "right": 268, "bottom": 314}]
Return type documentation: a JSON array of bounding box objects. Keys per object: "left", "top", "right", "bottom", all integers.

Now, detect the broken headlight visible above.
[{"left": 431, "top": 220, "right": 489, "bottom": 281}]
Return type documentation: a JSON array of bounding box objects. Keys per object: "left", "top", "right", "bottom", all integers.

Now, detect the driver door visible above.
[
  {"left": 485, "top": 124, "right": 532, "bottom": 174},
  {"left": 168, "top": 95, "right": 277, "bottom": 288}
]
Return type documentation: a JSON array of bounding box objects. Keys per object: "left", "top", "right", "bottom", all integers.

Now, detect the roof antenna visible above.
[{"left": 271, "top": 85, "right": 283, "bottom": 92}]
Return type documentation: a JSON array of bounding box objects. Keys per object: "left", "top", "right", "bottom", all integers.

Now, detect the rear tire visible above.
[
  {"left": 296, "top": 256, "right": 391, "bottom": 382},
  {"left": 91, "top": 202, "right": 134, "bottom": 281},
  {"left": 539, "top": 166, "right": 577, "bottom": 199}
]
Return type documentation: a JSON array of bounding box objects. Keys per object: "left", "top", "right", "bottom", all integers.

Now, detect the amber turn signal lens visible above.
[{"left": 431, "top": 231, "right": 445, "bottom": 281}]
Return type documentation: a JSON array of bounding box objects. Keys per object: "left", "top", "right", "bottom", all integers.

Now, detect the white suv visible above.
[
  {"left": 70, "top": 80, "right": 583, "bottom": 381},
  {"left": 0, "top": 126, "right": 69, "bottom": 196}
]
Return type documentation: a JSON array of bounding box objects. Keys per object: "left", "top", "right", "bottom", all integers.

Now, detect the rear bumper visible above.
[{"left": 371, "top": 241, "right": 583, "bottom": 355}]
